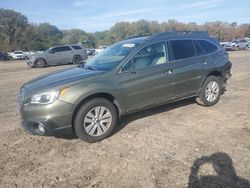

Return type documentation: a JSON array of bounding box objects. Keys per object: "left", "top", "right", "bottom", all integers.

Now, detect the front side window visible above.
[
  {"left": 170, "top": 40, "right": 195, "bottom": 60},
  {"left": 132, "top": 42, "right": 168, "bottom": 70},
  {"left": 52, "top": 47, "right": 62, "bottom": 53}
]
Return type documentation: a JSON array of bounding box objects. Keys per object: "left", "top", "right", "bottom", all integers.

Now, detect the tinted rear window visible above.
[
  {"left": 197, "top": 40, "right": 218, "bottom": 54},
  {"left": 71, "top": 45, "right": 82, "bottom": 50},
  {"left": 171, "top": 40, "right": 195, "bottom": 60}
]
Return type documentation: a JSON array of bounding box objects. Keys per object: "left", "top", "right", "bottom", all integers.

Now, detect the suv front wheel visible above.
[
  {"left": 34, "top": 58, "right": 46, "bottom": 68},
  {"left": 74, "top": 98, "right": 118, "bottom": 142},
  {"left": 196, "top": 76, "right": 222, "bottom": 106}
]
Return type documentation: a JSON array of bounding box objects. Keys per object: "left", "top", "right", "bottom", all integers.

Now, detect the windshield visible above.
[
  {"left": 85, "top": 39, "right": 145, "bottom": 70},
  {"left": 15, "top": 52, "right": 23, "bottom": 54},
  {"left": 45, "top": 48, "right": 52, "bottom": 52}
]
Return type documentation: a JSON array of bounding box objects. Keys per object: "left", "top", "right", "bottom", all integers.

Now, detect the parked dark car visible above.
[
  {"left": 86, "top": 49, "right": 96, "bottom": 56},
  {"left": 18, "top": 31, "right": 232, "bottom": 142},
  {"left": 0, "top": 51, "right": 12, "bottom": 61}
]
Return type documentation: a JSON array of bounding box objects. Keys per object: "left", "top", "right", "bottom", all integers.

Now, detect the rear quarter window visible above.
[
  {"left": 196, "top": 40, "right": 218, "bottom": 54},
  {"left": 170, "top": 40, "right": 195, "bottom": 60}
]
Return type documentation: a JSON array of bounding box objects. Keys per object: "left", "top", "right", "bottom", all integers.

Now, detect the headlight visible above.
[{"left": 30, "top": 88, "right": 68, "bottom": 105}]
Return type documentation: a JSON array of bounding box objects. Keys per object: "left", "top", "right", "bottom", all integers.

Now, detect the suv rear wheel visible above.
[
  {"left": 72, "top": 55, "right": 82, "bottom": 64},
  {"left": 196, "top": 76, "right": 222, "bottom": 106},
  {"left": 74, "top": 98, "right": 118, "bottom": 143}
]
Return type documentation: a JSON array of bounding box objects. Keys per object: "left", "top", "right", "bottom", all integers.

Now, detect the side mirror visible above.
[{"left": 49, "top": 50, "right": 54, "bottom": 54}]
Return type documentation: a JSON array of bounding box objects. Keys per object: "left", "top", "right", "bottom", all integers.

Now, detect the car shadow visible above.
[
  {"left": 188, "top": 152, "right": 250, "bottom": 188},
  {"left": 112, "top": 97, "right": 195, "bottom": 136},
  {"left": 56, "top": 98, "right": 195, "bottom": 140}
]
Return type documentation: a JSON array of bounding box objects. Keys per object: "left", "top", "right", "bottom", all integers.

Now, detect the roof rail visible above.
[
  {"left": 124, "top": 35, "right": 151, "bottom": 40},
  {"left": 151, "top": 30, "right": 208, "bottom": 38}
]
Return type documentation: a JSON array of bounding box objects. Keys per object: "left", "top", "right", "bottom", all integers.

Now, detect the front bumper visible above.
[
  {"left": 19, "top": 100, "right": 74, "bottom": 136},
  {"left": 225, "top": 46, "right": 237, "bottom": 51},
  {"left": 26, "top": 59, "right": 35, "bottom": 67}
]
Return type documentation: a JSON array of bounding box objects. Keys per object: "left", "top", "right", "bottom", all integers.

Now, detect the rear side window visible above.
[
  {"left": 53, "top": 46, "right": 72, "bottom": 52},
  {"left": 197, "top": 40, "right": 218, "bottom": 54},
  {"left": 71, "top": 45, "right": 82, "bottom": 50},
  {"left": 194, "top": 40, "right": 205, "bottom": 56},
  {"left": 170, "top": 40, "right": 195, "bottom": 60}
]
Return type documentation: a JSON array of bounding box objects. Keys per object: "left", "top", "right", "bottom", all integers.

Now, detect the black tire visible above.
[
  {"left": 34, "top": 58, "right": 46, "bottom": 68},
  {"left": 74, "top": 98, "right": 118, "bottom": 143},
  {"left": 196, "top": 76, "right": 222, "bottom": 106},
  {"left": 72, "top": 55, "right": 82, "bottom": 64}
]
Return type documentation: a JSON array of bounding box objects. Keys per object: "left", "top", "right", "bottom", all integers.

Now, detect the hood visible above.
[{"left": 23, "top": 66, "right": 105, "bottom": 92}]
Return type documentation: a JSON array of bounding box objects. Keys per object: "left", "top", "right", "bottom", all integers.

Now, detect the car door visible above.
[
  {"left": 116, "top": 41, "right": 175, "bottom": 112},
  {"left": 168, "top": 39, "right": 205, "bottom": 99},
  {"left": 46, "top": 47, "right": 61, "bottom": 64},
  {"left": 60, "top": 46, "right": 73, "bottom": 63},
  {"left": 54, "top": 46, "right": 72, "bottom": 64}
]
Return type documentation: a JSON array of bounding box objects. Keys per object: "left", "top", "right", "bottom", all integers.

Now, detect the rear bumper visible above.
[{"left": 221, "top": 61, "right": 232, "bottom": 90}]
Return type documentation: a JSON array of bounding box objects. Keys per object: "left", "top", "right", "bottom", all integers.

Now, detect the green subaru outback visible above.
[{"left": 18, "top": 31, "right": 232, "bottom": 142}]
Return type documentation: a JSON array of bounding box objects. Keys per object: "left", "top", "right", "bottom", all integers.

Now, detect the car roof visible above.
[{"left": 122, "top": 31, "right": 215, "bottom": 44}]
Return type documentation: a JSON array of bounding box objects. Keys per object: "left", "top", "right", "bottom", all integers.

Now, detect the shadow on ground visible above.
[
  {"left": 57, "top": 98, "right": 195, "bottom": 140},
  {"left": 188, "top": 152, "right": 250, "bottom": 188},
  {"left": 113, "top": 97, "right": 195, "bottom": 135}
]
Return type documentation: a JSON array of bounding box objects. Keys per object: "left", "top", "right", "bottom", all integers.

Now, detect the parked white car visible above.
[
  {"left": 13, "top": 51, "right": 24, "bottom": 59},
  {"left": 95, "top": 46, "right": 108, "bottom": 54}
]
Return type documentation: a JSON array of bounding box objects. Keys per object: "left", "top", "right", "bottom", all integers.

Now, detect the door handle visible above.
[
  {"left": 201, "top": 60, "right": 207, "bottom": 65},
  {"left": 131, "top": 70, "right": 136, "bottom": 75},
  {"left": 164, "top": 69, "right": 172, "bottom": 75}
]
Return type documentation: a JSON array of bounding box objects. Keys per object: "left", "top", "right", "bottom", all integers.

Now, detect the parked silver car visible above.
[
  {"left": 27, "top": 45, "right": 87, "bottom": 68},
  {"left": 224, "top": 40, "right": 248, "bottom": 51}
]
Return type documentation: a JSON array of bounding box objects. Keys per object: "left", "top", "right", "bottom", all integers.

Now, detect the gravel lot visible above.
[{"left": 0, "top": 51, "right": 250, "bottom": 188}]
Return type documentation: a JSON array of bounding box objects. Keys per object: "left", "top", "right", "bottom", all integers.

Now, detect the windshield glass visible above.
[
  {"left": 45, "top": 48, "right": 52, "bottom": 52},
  {"left": 85, "top": 38, "right": 146, "bottom": 70}
]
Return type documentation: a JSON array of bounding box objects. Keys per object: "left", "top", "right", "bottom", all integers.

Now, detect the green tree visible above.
[
  {"left": 0, "top": 8, "right": 28, "bottom": 50},
  {"left": 37, "top": 23, "right": 63, "bottom": 49}
]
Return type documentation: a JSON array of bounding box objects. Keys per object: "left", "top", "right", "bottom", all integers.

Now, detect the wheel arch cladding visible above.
[{"left": 71, "top": 92, "right": 120, "bottom": 132}]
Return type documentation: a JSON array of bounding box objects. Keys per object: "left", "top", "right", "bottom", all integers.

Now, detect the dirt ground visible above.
[{"left": 0, "top": 51, "right": 250, "bottom": 188}]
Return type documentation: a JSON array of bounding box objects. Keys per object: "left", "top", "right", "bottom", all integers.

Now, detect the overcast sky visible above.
[{"left": 0, "top": 0, "right": 249, "bottom": 32}]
